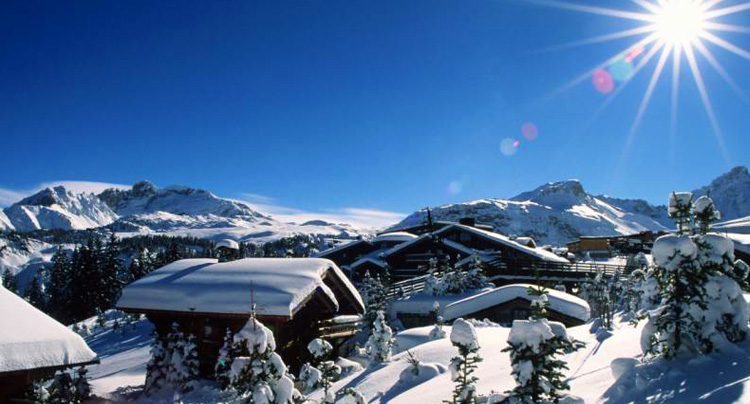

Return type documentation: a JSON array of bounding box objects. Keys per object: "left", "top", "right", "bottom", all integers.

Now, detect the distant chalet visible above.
[
  {"left": 0, "top": 285, "right": 98, "bottom": 402},
  {"left": 117, "top": 258, "right": 364, "bottom": 374},
  {"left": 318, "top": 217, "right": 569, "bottom": 282}
]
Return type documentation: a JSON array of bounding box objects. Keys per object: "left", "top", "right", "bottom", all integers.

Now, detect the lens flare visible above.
[
  {"left": 522, "top": 122, "right": 539, "bottom": 140},
  {"left": 500, "top": 138, "right": 519, "bottom": 156},
  {"left": 592, "top": 68, "right": 615, "bottom": 94}
]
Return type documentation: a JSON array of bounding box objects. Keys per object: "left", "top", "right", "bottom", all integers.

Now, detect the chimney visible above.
[{"left": 459, "top": 217, "right": 476, "bottom": 227}]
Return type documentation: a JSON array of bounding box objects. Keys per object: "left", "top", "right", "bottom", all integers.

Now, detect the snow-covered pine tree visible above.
[
  {"left": 502, "top": 286, "right": 585, "bottom": 403},
  {"left": 166, "top": 323, "right": 187, "bottom": 388},
  {"left": 444, "top": 318, "right": 482, "bottom": 404},
  {"left": 215, "top": 328, "right": 239, "bottom": 389},
  {"left": 180, "top": 334, "right": 201, "bottom": 392},
  {"left": 301, "top": 338, "right": 340, "bottom": 402},
  {"left": 642, "top": 192, "right": 710, "bottom": 358},
  {"left": 47, "top": 370, "right": 74, "bottom": 404},
  {"left": 429, "top": 301, "right": 447, "bottom": 340},
  {"left": 47, "top": 246, "right": 72, "bottom": 322},
  {"left": 72, "top": 366, "right": 91, "bottom": 402},
  {"left": 230, "top": 315, "right": 302, "bottom": 404},
  {"left": 365, "top": 310, "right": 394, "bottom": 363},
  {"left": 144, "top": 331, "right": 168, "bottom": 394},
  {"left": 692, "top": 196, "right": 749, "bottom": 351},
  {"left": 358, "top": 271, "right": 387, "bottom": 332},
  {"left": 423, "top": 257, "right": 441, "bottom": 295}
]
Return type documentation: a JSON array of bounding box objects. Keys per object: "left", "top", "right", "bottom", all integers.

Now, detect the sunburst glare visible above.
[{"left": 532, "top": 0, "right": 750, "bottom": 168}]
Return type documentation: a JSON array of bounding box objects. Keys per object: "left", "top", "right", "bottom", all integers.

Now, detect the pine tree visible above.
[
  {"left": 180, "top": 334, "right": 201, "bottom": 392},
  {"left": 643, "top": 192, "right": 712, "bottom": 358},
  {"left": 429, "top": 301, "right": 447, "bottom": 340},
  {"left": 358, "top": 271, "right": 387, "bottom": 332},
  {"left": 1, "top": 269, "right": 17, "bottom": 294},
  {"left": 365, "top": 310, "right": 394, "bottom": 363},
  {"left": 72, "top": 366, "right": 91, "bottom": 403},
  {"left": 24, "top": 272, "right": 46, "bottom": 310},
  {"left": 166, "top": 323, "right": 187, "bottom": 388},
  {"left": 47, "top": 370, "right": 74, "bottom": 404},
  {"left": 444, "top": 318, "right": 482, "bottom": 404},
  {"left": 215, "top": 328, "right": 239, "bottom": 389},
  {"left": 230, "top": 315, "right": 302, "bottom": 404},
  {"left": 47, "top": 247, "right": 72, "bottom": 322},
  {"left": 298, "top": 338, "right": 340, "bottom": 402},
  {"left": 144, "top": 331, "right": 168, "bottom": 395},
  {"left": 502, "top": 286, "right": 585, "bottom": 403}
]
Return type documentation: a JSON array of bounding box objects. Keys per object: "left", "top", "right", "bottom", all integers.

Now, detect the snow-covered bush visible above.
[
  {"left": 365, "top": 311, "right": 394, "bottom": 363},
  {"left": 297, "top": 338, "right": 340, "bottom": 401},
  {"left": 47, "top": 371, "right": 74, "bottom": 404},
  {"left": 337, "top": 387, "right": 366, "bottom": 404},
  {"left": 400, "top": 350, "right": 447, "bottom": 386},
  {"left": 72, "top": 366, "right": 91, "bottom": 402},
  {"left": 166, "top": 323, "right": 187, "bottom": 388},
  {"left": 230, "top": 316, "right": 303, "bottom": 404},
  {"left": 425, "top": 255, "right": 490, "bottom": 296},
  {"left": 429, "top": 302, "right": 447, "bottom": 340},
  {"left": 445, "top": 318, "right": 482, "bottom": 404},
  {"left": 181, "top": 334, "right": 201, "bottom": 391},
  {"left": 502, "top": 287, "right": 585, "bottom": 403}
]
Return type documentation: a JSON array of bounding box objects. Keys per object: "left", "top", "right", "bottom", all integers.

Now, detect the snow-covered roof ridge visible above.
[
  {"left": 116, "top": 257, "right": 363, "bottom": 318},
  {"left": 442, "top": 284, "right": 590, "bottom": 322},
  {"left": 0, "top": 284, "right": 98, "bottom": 374},
  {"left": 372, "top": 232, "right": 418, "bottom": 243}
]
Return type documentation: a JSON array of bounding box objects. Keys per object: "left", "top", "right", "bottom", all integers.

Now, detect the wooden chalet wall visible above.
[{"left": 319, "top": 241, "right": 374, "bottom": 268}]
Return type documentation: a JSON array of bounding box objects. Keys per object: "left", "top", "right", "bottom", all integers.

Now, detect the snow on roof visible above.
[
  {"left": 0, "top": 284, "right": 98, "bottom": 374},
  {"left": 514, "top": 237, "right": 537, "bottom": 248},
  {"left": 446, "top": 225, "right": 569, "bottom": 263},
  {"left": 442, "top": 284, "right": 590, "bottom": 322},
  {"left": 117, "top": 258, "right": 363, "bottom": 318},
  {"left": 383, "top": 224, "right": 568, "bottom": 264},
  {"left": 316, "top": 239, "right": 368, "bottom": 258},
  {"left": 372, "top": 232, "right": 418, "bottom": 243},
  {"left": 215, "top": 239, "right": 239, "bottom": 250}
]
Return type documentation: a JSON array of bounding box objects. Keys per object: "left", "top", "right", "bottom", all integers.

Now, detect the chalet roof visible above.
[
  {"left": 0, "top": 284, "right": 98, "bottom": 374},
  {"left": 383, "top": 224, "right": 569, "bottom": 263},
  {"left": 442, "top": 284, "right": 590, "bottom": 322},
  {"left": 316, "top": 239, "right": 369, "bottom": 258},
  {"left": 117, "top": 258, "right": 364, "bottom": 318}
]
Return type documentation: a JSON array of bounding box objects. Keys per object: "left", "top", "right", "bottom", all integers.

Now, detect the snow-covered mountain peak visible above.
[
  {"left": 694, "top": 165, "right": 750, "bottom": 221},
  {"left": 511, "top": 179, "right": 591, "bottom": 209},
  {"left": 4, "top": 186, "right": 118, "bottom": 232},
  {"left": 98, "top": 182, "right": 269, "bottom": 220}
]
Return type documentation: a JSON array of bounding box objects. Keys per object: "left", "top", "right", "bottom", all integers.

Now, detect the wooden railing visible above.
[{"left": 385, "top": 258, "right": 632, "bottom": 301}]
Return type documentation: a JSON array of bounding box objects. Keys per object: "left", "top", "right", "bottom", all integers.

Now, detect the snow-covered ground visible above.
[{"left": 81, "top": 311, "right": 750, "bottom": 403}]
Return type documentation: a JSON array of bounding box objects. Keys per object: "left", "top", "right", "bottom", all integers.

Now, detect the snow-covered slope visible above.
[
  {"left": 393, "top": 180, "right": 671, "bottom": 246},
  {"left": 694, "top": 166, "right": 750, "bottom": 221},
  {"left": 3, "top": 186, "right": 118, "bottom": 231}
]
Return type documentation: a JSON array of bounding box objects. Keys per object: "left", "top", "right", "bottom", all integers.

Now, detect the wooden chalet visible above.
[
  {"left": 566, "top": 231, "right": 665, "bottom": 258},
  {"left": 0, "top": 285, "right": 98, "bottom": 403},
  {"left": 317, "top": 232, "right": 417, "bottom": 281},
  {"left": 392, "top": 284, "right": 590, "bottom": 329},
  {"left": 382, "top": 223, "right": 569, "bottom": 281},
  {"left": 441, "top": 284, "right": 590, "bottom": 327},
  {"left": 116, "top": 258, "right": 364, "bottom": 374}
]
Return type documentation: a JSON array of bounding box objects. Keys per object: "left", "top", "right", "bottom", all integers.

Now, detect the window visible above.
[{"left": 512, "top": 308, "right": 529, "bottom": 320}]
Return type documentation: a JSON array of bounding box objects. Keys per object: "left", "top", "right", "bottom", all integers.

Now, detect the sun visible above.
[
  {"left": 653, "top": 1, "right": 708, "bottom": 45},
  {"left": 532, "top": 0, "right": 750, "bottom": 168}
]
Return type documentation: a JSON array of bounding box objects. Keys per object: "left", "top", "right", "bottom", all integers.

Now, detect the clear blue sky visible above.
[{"left": 1, "top": 0, "right": 749, "bottom": 217}]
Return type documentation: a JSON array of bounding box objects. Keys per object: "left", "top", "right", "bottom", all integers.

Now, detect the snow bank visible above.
[
  {"left": 0, "top": 284, "right": 98, "bottom": 373},
  {"left": 442, "top": 284, "right": 591, "bottom": 322},
  {"left": 117, "top": 258, "right": 363, "bottom": 318}
]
